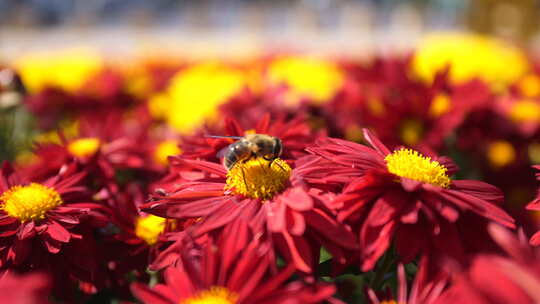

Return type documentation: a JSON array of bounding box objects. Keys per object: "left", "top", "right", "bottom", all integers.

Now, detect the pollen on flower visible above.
[
  {"left": 385, "top": 148, "right": 451, "bottom": 188},
  {"left": 68, "top": 137, "right": 101, "bottom": 158},
  {"left": 0, "top": 183, "right": 63, "bottom": 222},
  {"left": 183, "top": 286, "right": 238, "bottom": 304},
  {"left": 135, "top": 214, "right": 167, "bottom": 246},
  {"left": 224, "top": 157, "right": 291, "bottom": 200}
]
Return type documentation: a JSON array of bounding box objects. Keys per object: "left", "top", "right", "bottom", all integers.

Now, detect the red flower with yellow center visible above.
[
  {"left": 0, "top": 161, "right": 109, "bottom": 299},
  {"left": 307, "top": 129, "right": 515, "bottom": 271},
  {"left": 141, "top": 137, "right": 357, "bottom": 273},
  {"left": 21, "top": 112, "right": 149, "bottom": 184},
  {"left": 326, "top": 57, "right": 491, "bottom": 152},
  {"left": 132, "top": 220, "right": 337, "bottom": 304}
]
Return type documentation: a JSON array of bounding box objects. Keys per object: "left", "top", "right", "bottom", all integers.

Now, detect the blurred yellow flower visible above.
[
  {"left": 487, "top": 140, "right": 516, "bottom": 168},
  {"left": 150, "top": 63, "right": 247, "bottom": 134},
  {"left": 153, "top": 140, "right": 181, "bottom": 166},
  {"left": 14, "top": 48, "right": 103, "bottom": 94},
  {"left": 509, "top": 99, "right": 540, "bottom": 123},
  {"left": 34, "top": 120, "right": 79, "bottom": 145},
  {"left": 411, "top": 33, "right": 529, "bottom": 92},
  {"left": 268, "top": 56, "right": 344, "bottom": 105}
]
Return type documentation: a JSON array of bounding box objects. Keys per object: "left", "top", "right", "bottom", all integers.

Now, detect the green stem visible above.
[{"left": 370, "top": 251, "right": 394, "bottom": 290}]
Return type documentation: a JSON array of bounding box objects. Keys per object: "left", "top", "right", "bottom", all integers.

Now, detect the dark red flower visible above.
[
  {"left": 366, "top": 257, "right": 448, "bottom": 304},
  {"left": 132, "top": 219, "right": 338, "bottom": 304},
  {"left": 324, "top": 57, "right": 491, "bottom": 152},
  {"left": 435, "top": 224, "right": 540, "bottom": 304},
  {"left": 0, "top": 161, "right": 109, "bottom": 299},
  {"left": 21, "top": 111, "right": 152, "bottom": 186},
  {"left": 141, "top": 143, "right": 357, "bottom": 273},
  {"left": 306, "top": 129, "right": 515, "bottom": 271}
]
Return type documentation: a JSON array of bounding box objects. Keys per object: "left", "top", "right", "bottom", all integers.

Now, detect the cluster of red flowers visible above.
[{"left": 0, "top": 37, "right": 540, "bottom": 303}]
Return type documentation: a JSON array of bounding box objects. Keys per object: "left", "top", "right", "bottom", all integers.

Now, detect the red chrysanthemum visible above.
[
  {"left": 306, "top": 129, "right": 515, "bottom": 271},
  {"left": 21, "top": 112, "right": 151, "bottom": 185},
  {"left": 132, "top": 219, "right": 337, "bottom": 304},
  {"left": 324, "top": 57, "right": 491, "bottom": 152},
  {"left": 366, "top": 257, "right": 448, "bottom": 304},
  {"left": 141, "top": 141, "right": 357, "bottom": 273},
  {"left": 0, "top": 161, "right": 109, "bottom": 299},
  {"left": 435, "top": 224, "right": 540, "bottom": 304}
]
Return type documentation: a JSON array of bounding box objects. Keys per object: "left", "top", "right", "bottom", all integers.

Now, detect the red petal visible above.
[
  {"left": 281, "top": 187, "right": 313, "bottom": 211},
  {"left": 438, "top": 188, "right": 515, "bottom": 228},
  {"left": 42, "top": 236, "right": 62, "bottom": 254},
  {"left": 362, "top": 128, "right": 391, "bottom": 156},
  {"left": 361, "top": 221, "right": 396, "bottom": 271},
  {"left": 131, "top": 283, "right": 175, "bottom": 304},
  {"left": 17, "top": 222, "right": 35, "bottom": 240},
  {"left": 304, "top": 208, "right": 358, "bottom": 250},
  {"left": 287, "top": 210, "right": 306, "bottom": 236},
  {"left": 401, "top": 178, "right": 422, "bottom": 192},
  {"left": 45, "top": 221, "right": 71, "bottom": 243}
]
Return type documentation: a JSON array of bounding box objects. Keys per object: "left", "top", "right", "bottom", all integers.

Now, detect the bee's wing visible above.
[{"left": 216, "top": 146, "right": 229, "bottom": 160}]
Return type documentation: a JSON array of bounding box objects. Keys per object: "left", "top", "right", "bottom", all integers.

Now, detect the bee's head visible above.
[{"left": 272, "top": 137, "right": 283, "bottom": 158}]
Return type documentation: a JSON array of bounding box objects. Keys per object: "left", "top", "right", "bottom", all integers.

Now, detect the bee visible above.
[{"left": 208, "top": 134, "right": 283, "bottom": 170}]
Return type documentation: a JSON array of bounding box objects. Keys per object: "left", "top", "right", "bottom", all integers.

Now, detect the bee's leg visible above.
[
  {"left": 267, "top": 156, "right": 287, "bottom": 172},
  {"left": 241, "top": 166, "right": 249, "bottom": 189},
  {"left": 263, "top": 155, "right": 274, "bottom": 168}
]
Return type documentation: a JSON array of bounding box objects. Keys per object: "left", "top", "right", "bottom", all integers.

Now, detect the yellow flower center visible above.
[
  {"left": 385, "top": 148, "right": 451, "bottom": 188},
  {"left": 154, "top": 140, "right": 182, "bottom": 166},
  {"left": 399, "top": 119, "right": 424, "bottom": 146},
  {"left": 380, "top": 301, "right": 398, "bottom": 304},
  {"left": 509, "top": 100, "right": 540, "bottom": 123},
  {"left": 0, "top": 183, "right": 63, "bottom": 222},
  {"left": 135, "top": 215, "right": 166, "bottom": 246},
  {"left": 225, "top": 158, "right": 291, "bottom": 200},
  {"left": 183, "top": 287, "right": 238, "bottom": 304},
  {"left": 429, "top": 93, "right": 452, "bottom": 117},
  {"left": 68, "top": 137, "right": 101, "bottom": 158},
  {"left": 487, "top": 140, "right": 516, "bottom": 168}
]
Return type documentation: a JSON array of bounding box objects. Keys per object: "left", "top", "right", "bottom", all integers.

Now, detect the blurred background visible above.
[{"left": 2, "top": 0, "right": 540, "bottom": 59}]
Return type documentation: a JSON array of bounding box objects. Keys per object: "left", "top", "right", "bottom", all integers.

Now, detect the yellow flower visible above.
[
  {"left": 150, "top": 63, "right": 247, "bottom": 134},
  {"left": 411, "top": 33, "right": 528, "bottom": 92},
  {"left": 268, "top": 56, "right": 344, "bottom": 106},
  {"left": 14, "top": 48, "right": 103, "bottom": 93}
]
